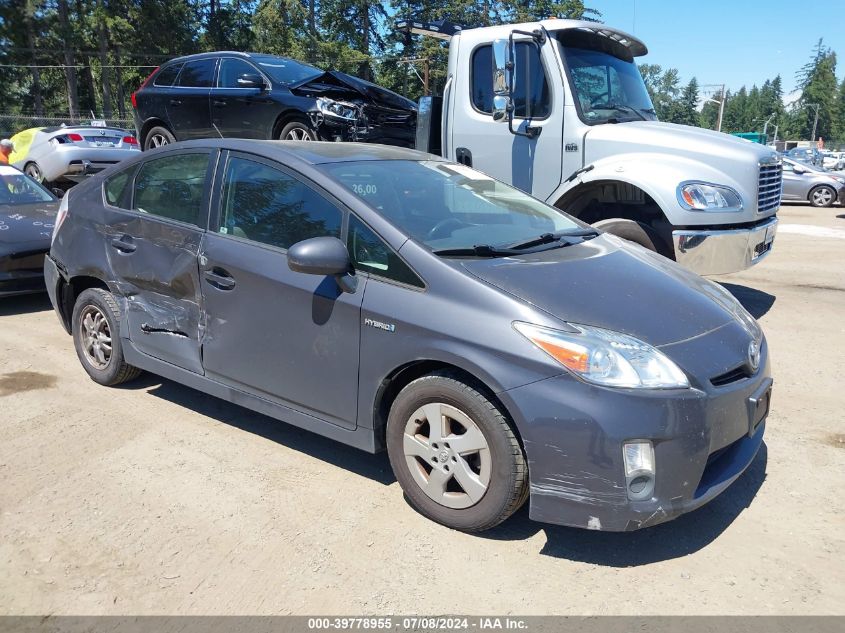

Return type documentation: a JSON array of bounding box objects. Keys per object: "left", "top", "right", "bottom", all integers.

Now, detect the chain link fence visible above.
[{"left": 0, "top": 114, "right": 135, "bottom": 139}]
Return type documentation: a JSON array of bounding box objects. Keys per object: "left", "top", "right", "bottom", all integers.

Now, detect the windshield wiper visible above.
[
  {"left": 591, "top": 103, "right": 647, "bottom": 121},
  {"left": 504, "top": 228, "right": 598, "bottom": 250},
  {"left": 433, "top": 229, "right": 598, "bottom": 258}
]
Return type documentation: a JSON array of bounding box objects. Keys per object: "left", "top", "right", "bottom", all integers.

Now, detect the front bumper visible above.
[
  {"left": 498, "top": 344, "right": 771, "bottom": 531},
  {"left": 672, "top": 217, "right": 778, "bottom": 275}
]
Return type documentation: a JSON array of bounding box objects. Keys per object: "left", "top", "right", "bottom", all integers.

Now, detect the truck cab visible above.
[{"left": 417, "top": 19, "right": 781, "bottom": 275}]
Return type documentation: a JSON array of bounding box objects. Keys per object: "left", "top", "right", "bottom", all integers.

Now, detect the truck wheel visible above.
[
  {"left": 144, "top": 126, "right": 175, "bottom": 150},
  {"left": 593, "top": 218, "right": 667, "bottom": 255},
  {"left": 279, "top": 119, "right": 317, "bottom": 141},
  {"left": 72, "top": 288, "right": 142, "bottom": 386},
  {"left": 386, "top": 370, "right": 528, "bottom": 532},
  {"left": 809, "top": 185, "right": 836, "bottom": 208}
]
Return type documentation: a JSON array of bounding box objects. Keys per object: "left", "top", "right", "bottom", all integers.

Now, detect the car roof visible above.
[
  {"left": 165, "top": 51, "right": 302, "bottom": 65},
  {"left": 164, "top": 139, "right": 439, "bottom": 165}
]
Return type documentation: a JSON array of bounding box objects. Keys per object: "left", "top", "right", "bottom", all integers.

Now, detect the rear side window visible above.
[
  {"left": 176, "top": 59, "right": 217, "bottom": 88},
  {"left": 471, "top": 43, "right": 550, "bottom": 118},
  {"left": 153, "top": 64, "right": 182, "bottom": 87},
  {"left": 347, "top": 215, "right": 424, "bottom": 288},
  {"left": 133, "top": 154, "right": 209, "bottom": 226},
  {"left": 219, "top": 156, "right": 342, "bottom": 250},
  {"left": 104, "top": 168, "right": 134, "bottom": 207}
]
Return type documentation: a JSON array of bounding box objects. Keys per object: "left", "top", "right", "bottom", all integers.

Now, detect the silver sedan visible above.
[
  {"left": 11, "top": 125, "right": 141, "bottom": 185},
  {"left": 781, "top": 157, "right": 845, "bottom": 207}
]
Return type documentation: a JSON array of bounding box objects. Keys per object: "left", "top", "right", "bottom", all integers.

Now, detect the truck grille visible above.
[{"left": 757, "top": 163, "right": 782, "bottom": 213}]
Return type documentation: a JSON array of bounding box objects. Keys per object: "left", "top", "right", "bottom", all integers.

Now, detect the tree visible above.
[
  {"left": 638, "top": 63, "right": 680, "bottom": 121},
  {"left": 668, "top": 77, "right": 700, "bottom": 126},
  {"left": 796, "top": 38, "right": 838, "bottom": 141}
]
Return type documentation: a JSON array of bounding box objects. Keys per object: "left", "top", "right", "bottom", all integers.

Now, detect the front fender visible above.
[{"left": 550, "top": 152, "right": 759, "bottom": 226}]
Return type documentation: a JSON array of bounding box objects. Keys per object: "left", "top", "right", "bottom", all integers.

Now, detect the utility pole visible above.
[
  {"left": 701, "top": 84, "right": 726, "bottom": 132},
  {"left": 397, "top": 57, "right": 430, "bottom": 96}
]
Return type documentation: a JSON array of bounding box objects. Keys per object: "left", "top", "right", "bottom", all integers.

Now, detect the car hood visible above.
[
  {"left": 459, "top": 234, "right": 750, "bottom": 348},
  {"left": 293, "top": 70, "right": 417, "bottom": 112},
  {"left": 0, "top": 201, "right": 57, "bottom": 250}
]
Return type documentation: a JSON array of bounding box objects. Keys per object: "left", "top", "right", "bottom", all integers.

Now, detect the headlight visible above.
[
  {"left": 513, "top": 322, "right": 689, "bottom": 389},
  {"left": 316, "top": 97, "right": 358, "bottom": 121},
  {"left": 677, "top": 182, "right": 742, "bottom": 211}
]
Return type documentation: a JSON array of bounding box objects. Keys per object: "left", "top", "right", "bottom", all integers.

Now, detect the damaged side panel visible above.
[{"left": 105, "top": 213, "right": 205, "bottom": 374}]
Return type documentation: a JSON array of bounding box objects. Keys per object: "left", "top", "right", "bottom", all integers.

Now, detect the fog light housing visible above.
[{"left": 623, "top": 441, "right": 655, "bottom": 501}]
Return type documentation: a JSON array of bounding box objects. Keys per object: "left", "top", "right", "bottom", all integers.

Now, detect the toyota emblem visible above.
[{"left": 748, "top": 340, "right": 760, "bottom": 371}]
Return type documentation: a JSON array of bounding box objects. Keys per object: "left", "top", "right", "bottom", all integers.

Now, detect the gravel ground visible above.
[{"left": 0, "top": 204, "right": 842, "bottom": 615}]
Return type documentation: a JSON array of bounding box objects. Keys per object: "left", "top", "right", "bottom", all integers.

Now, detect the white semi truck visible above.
[{"left": 400, "top": 18, "right": 782, "bottom": 275}]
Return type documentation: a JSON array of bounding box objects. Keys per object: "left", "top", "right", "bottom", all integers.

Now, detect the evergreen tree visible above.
[{"left": 796, "top": 38, "right": 838, "bottom": 141}]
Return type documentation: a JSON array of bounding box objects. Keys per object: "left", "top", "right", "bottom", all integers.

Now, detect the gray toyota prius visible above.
[{"left": 45, "top": 140, "right": 771, "bottom": 532}]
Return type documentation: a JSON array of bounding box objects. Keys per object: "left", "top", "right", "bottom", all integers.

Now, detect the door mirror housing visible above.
[
  {"left": 287, "top": 236, "right": 357, "bottom": 292},
  {"left": 492, "top": 38, "right": 512, "bottom": 123},
  {"left": 238, "top": 73, "right": 266, "bottom": 90},
  {"left": 792, "top": 164, "right": 807, "bottom": 174}
]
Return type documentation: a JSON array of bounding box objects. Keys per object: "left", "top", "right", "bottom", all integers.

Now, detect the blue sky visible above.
[{"left": 590, "top": 0, "right": 844, "bottom": 99}]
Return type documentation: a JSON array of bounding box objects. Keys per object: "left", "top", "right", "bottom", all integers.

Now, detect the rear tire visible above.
[
  {"left": 144, "top": 125, "right": 175, "bottom": 151},
  {"left": 809, "top": 185, "right": 836, "bottom": 208},
  {"left": 72, "top": 288, "right": 142, "bottom": 386},
  {"left": 386, "top": 371, "right": 528, "bottom": 532},
  {"left": 278, "top": 119, "right": 318, "bottom": 141},
  {"left": 24, "top": 162, "right": 44, "bottom": 183},
  {"left": 593, "top": 218, "right": 668, "bottom": 256}
]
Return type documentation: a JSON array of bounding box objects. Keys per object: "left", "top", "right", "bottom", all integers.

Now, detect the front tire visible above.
[
  {"left": 279, "top": 119, "right": 318, "bottom": 141},
  {"left": 593, "top": 218, "right": 668, "bottom": 255},
  {"left": 809, "top": 185, "right": 836, "bottom": 208},
  {"left": 72, "top": 288, "right": 141, "bottom": 386},
  {"left": 144, "top": 125, "right": 175, "bottom": 150},
  {"left": 386, "top": 371, "right": 528, "bottom": 532}
]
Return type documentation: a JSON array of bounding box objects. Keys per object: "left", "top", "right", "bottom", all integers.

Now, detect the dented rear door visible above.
[{"left": 106, "top": 150, "right": 215, "bottom": 373}]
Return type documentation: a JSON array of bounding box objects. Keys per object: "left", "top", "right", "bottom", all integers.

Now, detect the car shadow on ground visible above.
[
  {"left": 135, "top": 375, "right": 397, "bottom": 486},
  {"left": 719, "top": 283, "right": 776, "bottom": 319},
  {"left": 0, "top": 292, "right": 52, "bottom": 316},
  {"left": 481, "top": 443, "right": 768, "bottom": 566}
]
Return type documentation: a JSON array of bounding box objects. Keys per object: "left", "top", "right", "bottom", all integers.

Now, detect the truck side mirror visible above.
[{"left": 492, "top": 38, "right": 513, "bottom": 123}]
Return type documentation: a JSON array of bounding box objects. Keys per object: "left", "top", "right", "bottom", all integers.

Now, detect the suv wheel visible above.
[
  {"left": 386, "top": 371, "right": 528, "bottom": 532},
  {"left": 72, "top": 288, "right": 142, "bottom": 386},
  {"left": 279, "top": 120, "right": 317, "bottom": 141},
  {"left": 809, "top": 185, "right": 835, "bottom": 208},
  {"left": 144, "top": 126, "right": 175, "bottom": 150}
]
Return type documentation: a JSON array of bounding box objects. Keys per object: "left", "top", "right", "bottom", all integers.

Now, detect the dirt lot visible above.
[{"left": 1, "top": 204, "right": 843, "bottom": 615}]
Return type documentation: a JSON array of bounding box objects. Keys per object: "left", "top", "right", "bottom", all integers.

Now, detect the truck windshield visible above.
[
  {"left": 320, "top": 160, "right": 586, "bottom": 254},
  {"left": 563, "top": 46, "right": 657, "bottom": 124}
]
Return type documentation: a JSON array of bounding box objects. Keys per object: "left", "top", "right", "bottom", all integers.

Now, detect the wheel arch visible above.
[
  {"left": 371, "top": 360, "right": 525, "bottom": 454},
  {"left": 271, "top": 109, "right": 313, "bottom": 139},
  {"left": 138, "top": 118, "right": 171, "bottom": 149},
  {"left": 56, "top": 274, "right": 111, "bottom": 333}
]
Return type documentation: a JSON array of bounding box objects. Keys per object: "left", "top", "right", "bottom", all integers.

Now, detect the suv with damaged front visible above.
[
  {"left": 131, "top": 51, "right": 416, "bottom": 150},
  {"left": 45, "top": 141, "right": 771, "bottom": 532}
]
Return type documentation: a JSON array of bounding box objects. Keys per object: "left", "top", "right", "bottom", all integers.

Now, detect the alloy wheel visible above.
[
  {"left": 79, "top": 305, "right": 112, "bottom": 370},
  {"left": 284, "top": 127, "right": 313, "bottom": 141},
  {"left": 402, "top": 403, "right": 491, "bottom": 509},
  {"left": 25, "top": 163, "right": 43, "bottom": 182},
  {"left": 812, "top": 187, "right": 834, "bottom": 207},
  {"left": 149, "top": 133, "right": 170, "bottom": 148}
]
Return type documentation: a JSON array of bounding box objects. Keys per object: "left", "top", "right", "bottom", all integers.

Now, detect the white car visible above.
[
  {"left": 10, "top": 125, "right": 141, "bottom": 185},
  {"left": 822, "top": 152, "right": 845, "bottom": 171}
]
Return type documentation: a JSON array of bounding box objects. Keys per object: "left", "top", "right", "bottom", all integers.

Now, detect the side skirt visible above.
[{"left": 122, "top": 340, "right": 378, "bottom": 453}]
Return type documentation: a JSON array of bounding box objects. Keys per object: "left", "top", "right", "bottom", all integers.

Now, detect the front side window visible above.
[
  {"left": 347, "top": 215, "right": 424, "bottom": 288},
  {"left": 176, "top": 59, "right": 217, "bottom": 88},
  {"left": 219, "top": 156, "right": 342, "bottom": 249},
  {"left": 564, "top": 46, "right": 656, "bottom": 124},
  {"left": 471, "top": 43, "right": 551, "bottom": 118},
  {"left": 133, "top": 154, "right": 209, "bottom": 226},
  {"left": 321, "top": 160, "right": 583, "bottom": 253},
  {"left": 218, "top": 58, "right": 260, "bottom": 88}
]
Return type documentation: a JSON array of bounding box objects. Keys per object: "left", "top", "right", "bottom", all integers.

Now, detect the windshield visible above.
[
  {"left": 320, "top": 160, "right": 585, "bottom": 253},
  {"left": 251, "top": 55, "right": 323, "bottom": 86},
  {"left": 563, "top": 46, "right": 656, "bottom": 124},
  {"left": 0, "top": 167, "right": 55, "bottom": 205}
]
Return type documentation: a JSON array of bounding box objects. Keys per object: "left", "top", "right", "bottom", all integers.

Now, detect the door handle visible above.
[
  {"left": 110, "top": 236, "right": 136, "bottom": 253},
  {"left": 212, "top": 99, "right": 227, "bottom": 107},
  {"left": 204, "top": 268, "right": 236, "bottom": 290},
  {"left": 169, "top": 99, "right": 182, "bottom": 106}
]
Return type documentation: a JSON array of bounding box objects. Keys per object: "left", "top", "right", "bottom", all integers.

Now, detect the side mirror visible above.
[
  {"left": 238, "top": 73, "right": 266, "bottom": 90},
  {"left": 492, "top": 38, "right": 513, "bottom": 123},
  {"left": 287, "top": 236, "right": 357, "bottom": 293},
  {"left": 793, "top": 165, "right": 806, "bottom": 174}
]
